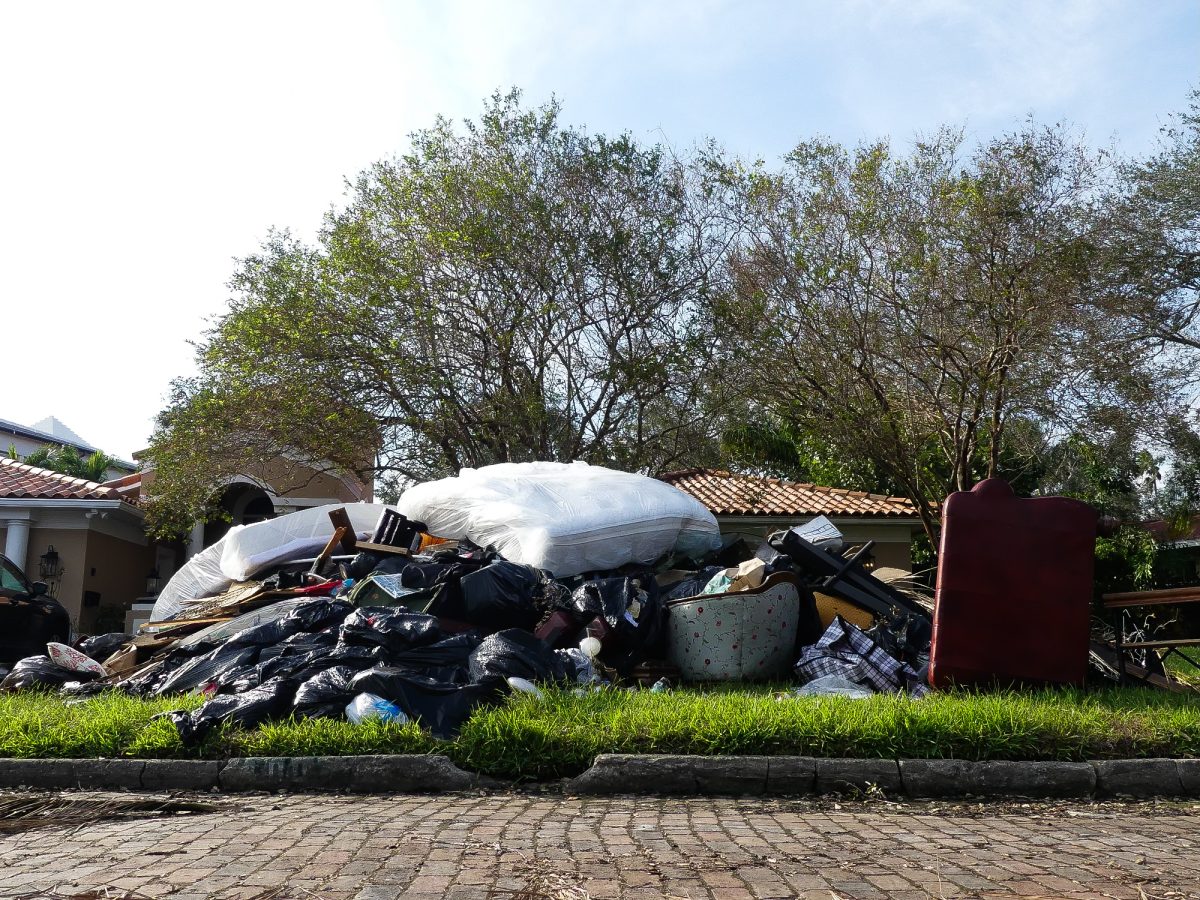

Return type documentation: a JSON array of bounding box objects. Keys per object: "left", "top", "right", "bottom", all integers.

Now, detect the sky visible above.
[{"left": 1, "top": 0, "right": 1196, "bottom": 462}]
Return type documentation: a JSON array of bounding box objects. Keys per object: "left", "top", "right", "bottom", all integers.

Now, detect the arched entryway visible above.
[{"left": 203, "top": 479, "right": 277, "bottom": 546}]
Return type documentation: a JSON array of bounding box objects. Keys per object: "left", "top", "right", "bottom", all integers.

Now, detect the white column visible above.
[
  {"left": 186, "top": 520, "right": 205, "bottom": 560},
  {"left": 3, "top": 518, "right": 30, "bottom": 571}
]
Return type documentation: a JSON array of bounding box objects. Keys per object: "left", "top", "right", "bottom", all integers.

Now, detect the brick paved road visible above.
[{"left": 1, "top": 791, "right": 1198, "bottom": 899}]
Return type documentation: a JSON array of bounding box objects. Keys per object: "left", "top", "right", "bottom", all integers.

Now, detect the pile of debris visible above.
[{"left": 0, "top": 462, "right": 936, "bottom": 742}]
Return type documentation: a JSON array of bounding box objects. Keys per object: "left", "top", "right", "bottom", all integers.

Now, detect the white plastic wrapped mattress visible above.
[{"left": 396, "top": 461, "right": 721, "bottom": 577}]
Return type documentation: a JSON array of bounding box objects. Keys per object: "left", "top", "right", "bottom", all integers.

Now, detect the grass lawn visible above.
[{"left": 1, "top": 684, "right": 1198, "bottom": 780}]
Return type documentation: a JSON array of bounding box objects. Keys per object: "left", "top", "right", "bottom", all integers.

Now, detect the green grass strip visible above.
[{"left": 0, "top": 685, "right": 1196, "bottom": 781}]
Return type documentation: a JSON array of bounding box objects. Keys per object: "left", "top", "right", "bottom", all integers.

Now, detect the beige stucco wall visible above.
[
  {"left": 138, "top": 457, "right": 368, "bottom": 504},
  {"left": 24, "top": 527, "right": 88, "bottom": 625},
  {"left": 247, "top": 456, "right": 368, "bottom": 502},
  {"left": 715, "top": 517, "right": 916, "bottom": 571},
  {"left": 15, "top": 526, "right": 154, "bottom": 633},
  {"left": 81, "top": 530, "right": 156, "bottom": 634}
]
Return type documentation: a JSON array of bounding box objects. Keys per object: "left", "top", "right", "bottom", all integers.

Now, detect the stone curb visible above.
[
  {"left": 0, "top": 756, "right": 1196, "bottom": 797},
  {"left": 0, "top": 756, "right": 475, "bottom": 793},
  {"left": 565, "top": 755, "right": 1199, "bottom": 798}
]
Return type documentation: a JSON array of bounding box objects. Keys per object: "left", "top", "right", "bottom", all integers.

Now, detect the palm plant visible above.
[{"left": 21, "top": 445, "right": 118, "bottom": 482}]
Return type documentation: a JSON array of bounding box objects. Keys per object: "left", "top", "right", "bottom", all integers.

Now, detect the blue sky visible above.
[{"left": 1, "top": 0, "right": 1196, "bottom": 460}]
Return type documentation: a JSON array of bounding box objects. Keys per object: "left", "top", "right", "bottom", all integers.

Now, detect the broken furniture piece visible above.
[
  {"left": 328, "top": 507, "right": 427, "bottom": 557},
  {"left": 1101, "top": 586, "right": 1200, "bottom": 686},
  {"left": 665, "top": 572, "right": 810, "bottom": 681},
  {"left": 930, "top": 478, "right": 1098, "bottom": 688}
]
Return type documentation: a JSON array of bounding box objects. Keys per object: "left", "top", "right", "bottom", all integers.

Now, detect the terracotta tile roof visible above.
[
  {"left": 0, "top": 457, "right": 125, "bottom": 501},
  {"left": 658, "top": 468, "right": 918, "bottom": 518}
]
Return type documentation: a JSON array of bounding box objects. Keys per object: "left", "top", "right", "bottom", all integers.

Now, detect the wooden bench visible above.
[{"left": 1101, "top": 587, "right": 1200, "bottom": 685}]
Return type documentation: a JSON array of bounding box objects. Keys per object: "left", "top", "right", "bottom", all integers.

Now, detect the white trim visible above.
[{"left": 0, "top": 498, "right": 139, "bottom": 514}]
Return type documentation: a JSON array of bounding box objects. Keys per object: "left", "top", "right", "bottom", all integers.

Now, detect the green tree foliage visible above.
[
  {"left": 1103, "top": 89, "right": 1200, "bottom": 349},
  {"left": 1094, "top": 526, "right": 1159, "bottom": 594},
  {"left": 706, "top": 124, "right": 1188, "bottom": 542},
  {"left": 145, "top": 91, "right": 726, "bottom": 535},
  {"left": 20, "top": 445, "right": 118, "bottom": 483}
]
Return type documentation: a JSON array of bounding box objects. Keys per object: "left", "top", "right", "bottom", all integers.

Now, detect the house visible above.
[
  {"left": 0, "top": 457, "right": 155, "bottom": 633},
  {"left": 658, "top": 468, "right": 921, "bottom": 570},
  {"left": 1, "top": 410, "right": 372, "bottom": 633},
  {"left": 122, "top": 453, "right": 372, "bottom": 559},
  {"left": 1, "top": 416, "right": 136, "bottom": 481}
]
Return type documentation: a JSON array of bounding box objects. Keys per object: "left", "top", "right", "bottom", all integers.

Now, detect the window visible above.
[{"left": 0, "top": 556, "right": 30, "bottom": 594}]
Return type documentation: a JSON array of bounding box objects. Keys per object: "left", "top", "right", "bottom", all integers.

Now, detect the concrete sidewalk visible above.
[{"left": 0, "top": 791, "right": 1197, "bottom": 899}]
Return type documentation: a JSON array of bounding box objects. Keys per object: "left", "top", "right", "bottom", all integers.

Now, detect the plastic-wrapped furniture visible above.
[
  {"left": 929, "top": 478, "right": 1098, "bottom": 687},
  {"left": 665, "top": 572, "right": 803, "bottom": 681},
  {"left": 396, "top": 461, "right": 721, "bottom": 577}
]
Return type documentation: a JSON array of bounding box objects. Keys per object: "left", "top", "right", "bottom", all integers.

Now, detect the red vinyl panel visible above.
[{"left": 929, "top": 478, "right": 1098, "bottom": 688}]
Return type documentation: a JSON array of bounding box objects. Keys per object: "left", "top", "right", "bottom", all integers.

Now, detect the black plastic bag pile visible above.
[{"left": 155, "top": 597, "right": 588, "bottom": 745}]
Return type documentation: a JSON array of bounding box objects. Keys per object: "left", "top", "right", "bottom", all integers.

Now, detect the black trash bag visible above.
[
  {"left": 455, "top": 561, "right": 543, "bottom": 631},
  {"left": 467, "top": 629, "right": 570, "bottom": 684},
  {"left": 224, "top": 616, "right": 304, "bottom": 648},
  {"left": 348, "top": 667, "right": 503, "bottom": 738},
  {"left": 387, "top": 631, "right": 482, "bottom": 684},
  {"left": 259, "top": 628, "right": 339, "bottom": 662},
  {"left": 662, "top": 567, "right": 723, "bottom": 601},
  {"left": 571, "top": 576, "right": 665, "bottom": 675},
  {"left": 711, "top": 534, "right": 757, "bottom": 568},
  {"left": 338, "top": 607, "right": 442, "bottom": 656},
  {"left": 368, "top": 556, "right": 457, "bottom": 589},
  {"left": 283, "top": 599, "right": 354, "bottom": 633},
  {"left": 239, "top": 641, "right": 387, "bottom": 693},
  {"left": 0, "top": 655, "right": 94, "bottom": 691},
  {"left": 168, "top": 677, "right": 297, "bottom": 747},
  {"left": 62, "top": 679, "right": 126, "bottom": 698},
  {"left": 77, "top": 632, "right": 129, "bottom": 663},
  {"left": 423, "top": 566, "right": 469, "bottom": 622},
  {"left": 348, "top": 551, "right": 383, "bottom": 580},
  {"left": 293, "top": 665, "right": 362, "bottom": 719},
  {"left": 121, "top": 639, "right": 218, "bottom": 696},
  {"left": 154, "top": 644, "right": 262, "bottom": 696}
]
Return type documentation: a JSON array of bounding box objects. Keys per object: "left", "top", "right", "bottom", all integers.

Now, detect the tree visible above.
[
  {"left": 1101, "top": 89, "right": 1200, "bottom": 350},
  {"left": 708, "top": 124, "right": 1186, "bottom": 542},
  {"left": 144, "top": 91, "right": 727, "bottom": 535},
  {"left": 21, "top": 445, "right": 118, "bottom": 483}
]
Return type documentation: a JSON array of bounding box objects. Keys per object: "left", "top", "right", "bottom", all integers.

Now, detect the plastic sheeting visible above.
[
  {"left": 396, "top": 462, "right": 721, "bottom": 577},
  {"left": 220, "top": 503, "right": 386, "bottom": 581},
  {"left": 153, "top": 503, "right": 392, "bottom": 620}
]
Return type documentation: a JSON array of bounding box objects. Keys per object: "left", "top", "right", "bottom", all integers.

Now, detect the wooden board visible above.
[{"left": 352, "top": 540, "right": 412, "bottom": 557}]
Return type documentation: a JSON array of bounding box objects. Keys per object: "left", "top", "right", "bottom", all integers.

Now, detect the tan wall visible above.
[
  {"left": 138, "top": 456, "right": 367, "bottom": 504},
  {"left": 25, "top": 527, "right": 88, "bottom": 626},
  {"left": 20, "top": 528, "right": 154, "bottom": 633},
  {"left": 715, "top": 518, "right": 915, "bottom": 571},
  {"left": 245, "top": 457, "right": 368, "bottom": 502},
  {"left": 81, "top": 530, "right": 156, "bottom": 634}
]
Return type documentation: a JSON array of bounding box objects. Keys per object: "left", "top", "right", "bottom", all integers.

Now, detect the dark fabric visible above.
[{"left": 794, "top": 616, "right": 927, "bottom": 697}]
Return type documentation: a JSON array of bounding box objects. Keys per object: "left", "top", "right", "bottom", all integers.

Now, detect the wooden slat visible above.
[
  {"left": 1102, "top": 585, "right": 1200, "bottom": 607},
  {"left": 353, "top": 540, "right": 411, "bottom": 557},
  {"left": 327, "top": 508, "right": 357, "bottom": 552},
  {"left": 1117, "top": 638, "right": 1200, "bottom": 650},
  {"left": 310, "top": 526, "right": 348, "bottom": 574}
]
